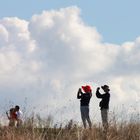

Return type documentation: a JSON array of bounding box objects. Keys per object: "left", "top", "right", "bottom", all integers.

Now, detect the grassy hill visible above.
[{"left": 0, "top": 117, "right": 139, "bottom": 140}]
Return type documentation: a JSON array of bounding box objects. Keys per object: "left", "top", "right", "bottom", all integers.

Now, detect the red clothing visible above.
[{"left": 10, "top": 112, "right": 17, "bottom": 120}]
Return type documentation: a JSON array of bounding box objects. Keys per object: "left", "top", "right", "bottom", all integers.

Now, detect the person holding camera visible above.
[
  {"left": 77, "top": 85, "right": 92, "bottom": 129},
  {"left": 96, "top": 85, "right": 110, "bottom": 130}
]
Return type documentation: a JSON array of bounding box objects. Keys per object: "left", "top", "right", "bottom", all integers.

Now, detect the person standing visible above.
[
  {"left": 15, "top": 105, "right": 23, "bottom": 127},
  {"left": 77, "top": 85, "right": 92, "bottom": 129},
  {"left": 96, "top": 85, "right": 110, "bottom": 130}
]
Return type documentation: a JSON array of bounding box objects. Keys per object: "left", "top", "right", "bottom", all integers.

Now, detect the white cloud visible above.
[
  {"left": 0, "top": 7, "right": 139, "bottom": 123},
  {"left": 0, "top": 24, "right": 9, "bottom": 45}
]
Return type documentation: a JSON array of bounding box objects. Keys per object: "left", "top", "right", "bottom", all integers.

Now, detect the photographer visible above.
[
  {"left": 96, "top": 85, "right": 110, "bottom": 130},
  {"left": 77, "top": 85, "right": 92, "bottom": 129}
]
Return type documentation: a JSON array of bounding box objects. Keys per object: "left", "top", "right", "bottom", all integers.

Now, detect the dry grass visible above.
[{"left": 0, "top": 117, "right": 139, "bottom": 140}]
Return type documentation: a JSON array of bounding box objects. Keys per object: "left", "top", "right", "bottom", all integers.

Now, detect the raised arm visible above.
[
  {"left": 96, "top": 87, "right": 104, "bottom": 98},
  {"left": 77, "top": 88, "right": 83, "bottom": 99}
]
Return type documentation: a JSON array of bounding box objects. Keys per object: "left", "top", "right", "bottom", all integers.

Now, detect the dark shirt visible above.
[
  {"left": 77, "top": 90, "right": 92, "bottom": 106},
  {"left": 96, "top": 90, "right": 110, "bottom": 110}
]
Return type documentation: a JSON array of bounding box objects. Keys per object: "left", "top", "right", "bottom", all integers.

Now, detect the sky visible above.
[
  {"left": 1, "top": 0, "right": 140, "bottom": 44},
  {"left": 0, "top": 0, "right": 140, "bottom": 125}
]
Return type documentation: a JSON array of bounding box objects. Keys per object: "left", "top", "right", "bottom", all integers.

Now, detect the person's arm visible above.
[
  {"left": 77, "top": 88, "right": 83, "bottom": 99},
  {"left": 6, "top": 112, "right": 10, "bottom": 120},
  {"left": 89, "top": 92, "right": 92, "bottom": 98},
  {"left": 96, "top": 87, "right": 104, "bottom": 98}
]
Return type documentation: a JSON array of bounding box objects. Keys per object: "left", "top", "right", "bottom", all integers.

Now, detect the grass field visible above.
[{"left": 0, "top": 116, "right": 139, "bottom": 140}]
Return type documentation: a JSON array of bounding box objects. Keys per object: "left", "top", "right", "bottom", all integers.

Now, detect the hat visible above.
[
  {"left": 82, "top": 85, "right": 92, "bottom": 93},
  {"left": 101, "top": 85, "right": 110, "bottom": 90}
]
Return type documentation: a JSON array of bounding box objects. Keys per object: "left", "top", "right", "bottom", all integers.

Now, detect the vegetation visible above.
[{"left": 0, "top": 115, "right": 139, "bottom": 140}]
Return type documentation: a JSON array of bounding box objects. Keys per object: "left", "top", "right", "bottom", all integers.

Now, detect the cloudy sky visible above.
[{"left": 0, "top": 0, "right": 140, "bottom": 124}]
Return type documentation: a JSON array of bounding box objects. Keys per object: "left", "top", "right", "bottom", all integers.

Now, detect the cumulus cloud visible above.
[{"left": 0, "top": 6, "right": 139, "bottom": 123}]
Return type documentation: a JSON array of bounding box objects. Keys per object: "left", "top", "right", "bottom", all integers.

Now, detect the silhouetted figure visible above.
[
  {"left": 96, "top": 85, "right": 110, "bottom": 131},
  {"left": 77, "top": 85, "right": 92, "bottom": 129}
]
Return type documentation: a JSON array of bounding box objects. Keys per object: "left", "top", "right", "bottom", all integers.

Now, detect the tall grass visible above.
[{"left": 0, "top": 115, "right": 139, "bottom": 140}]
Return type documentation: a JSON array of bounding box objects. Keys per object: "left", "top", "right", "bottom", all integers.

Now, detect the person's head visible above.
[
  {"left": 9, "top": 108, "right": 15, "bottom": 115},
  {"left": 15, "top": 105, "right": 20, "bottom": 111},
  {"left": 101, "top": 85, "right": 110, "bottom": 93},
  {"left": 82, "top": 85, "right": 92, "bottom": 93}
]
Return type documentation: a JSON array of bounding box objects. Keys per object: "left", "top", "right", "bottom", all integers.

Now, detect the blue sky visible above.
[{"left": 0, "top": 0, "right": 140, "bottom": 44}]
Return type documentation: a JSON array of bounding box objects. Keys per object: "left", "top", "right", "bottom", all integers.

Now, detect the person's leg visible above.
[
  {"left": 85, "top": 106, "right": 92, "bottom": 128},
  {"left": 17, "top": 119, "right": 22, "bottom": 128},
  {"left": 9, "top": 119, "right": 14, "bottom": 127},
  {"left": 101, "top": 109, "right": 108, "bottom": 130},
  {"left": 80, "top": 106, "right": 86, "bottom": 128},
  {"left": 9, "top": 119, "right": 16, "bottom": 127}
]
